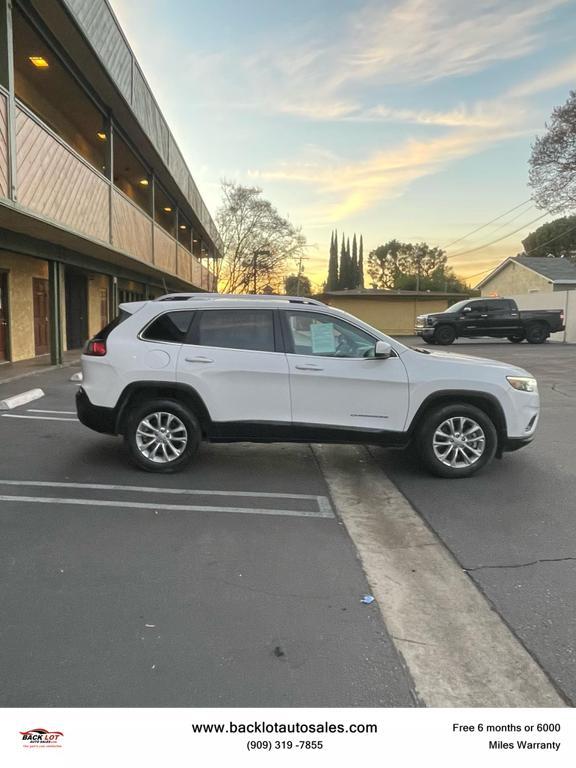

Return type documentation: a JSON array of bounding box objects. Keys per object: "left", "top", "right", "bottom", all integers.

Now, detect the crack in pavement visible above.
[{"left": 464, "top": 556, "right": 576, "bottom": 572}]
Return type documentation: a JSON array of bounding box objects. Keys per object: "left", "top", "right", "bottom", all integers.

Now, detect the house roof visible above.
[{"left": 476, "top": 256, "right": 576, "bottom": 289}]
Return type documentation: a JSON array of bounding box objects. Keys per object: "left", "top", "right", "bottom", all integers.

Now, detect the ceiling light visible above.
[
  {"left": 29, "top": 56, "right": 49, "bottom": 68},
  {"left": 163, "top": 206, "right": 172, "bottom": 212},
  {"left": 96, "top": 131, "right": 107, "bottom": 141},
  {"left": 193, "top": 239, "right": 198, "bottom": 243},
  {"left": 179, "top": 224, "right": 187, "bottom": 230},
  {"left": 139, "top": 178, "right": 149, "bottom": 186}
]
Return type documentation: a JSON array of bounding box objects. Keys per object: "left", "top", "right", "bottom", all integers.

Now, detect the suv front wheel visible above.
[
  {"left": 416, "top": 403, "right": 497, "bottom": 478},
  {"left": 124, "top": 399, "right": 201, "bottom": 472}
]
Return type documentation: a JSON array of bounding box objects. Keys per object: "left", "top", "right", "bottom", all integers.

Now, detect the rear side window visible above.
[
  {"left": 93, "top": 310, "right": 130, "bottom": 340},
  {"left": 195, "top": 309, "right": 275, "bottom": 352},
  {"left": 141, "top": 311, "right": 195, "bottom": 343}
]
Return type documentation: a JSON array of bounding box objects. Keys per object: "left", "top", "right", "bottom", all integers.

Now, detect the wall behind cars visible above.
[{"left": 511, "top": 291, "right": 576, "bottom": 342}]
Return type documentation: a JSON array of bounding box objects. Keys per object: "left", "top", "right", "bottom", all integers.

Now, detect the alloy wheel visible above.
[
  {"left": 432, "top": 416, "right": 486, "bottom": 468},
  {"left": 135, "top": 411, "right": 188, "bottom": 463}
]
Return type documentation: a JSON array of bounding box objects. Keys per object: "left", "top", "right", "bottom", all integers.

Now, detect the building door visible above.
[
  {"left": 33, "top": 278, "right": 50, "bottom": 356},
  {"left": 0, "top": 272, "right": 9, "bottom": 362},
  {"left": 65, "top": 269, "right": 88, "bottom": 350}
]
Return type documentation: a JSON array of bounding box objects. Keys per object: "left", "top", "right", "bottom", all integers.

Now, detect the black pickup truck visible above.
[{"left": 415, "top": 297, "right": 565, "bottom": 345}]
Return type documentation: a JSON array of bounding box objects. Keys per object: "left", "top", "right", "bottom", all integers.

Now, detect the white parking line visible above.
[
  {"left": 28, "top": 409, "right": 77, "bottom": 415},
  {"left": 0, "top": 479, "right": 331, "bottom": 506},
  {"left": 1, "top": 414, "right": 78, "bottom": 422},
  {"left": 0, "top": 495, "right": 333, "bottom": 519}
]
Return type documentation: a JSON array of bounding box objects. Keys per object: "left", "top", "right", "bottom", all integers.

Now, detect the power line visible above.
[
  {"left": 440, "top": 199, "right": 533, "bottom": 251},
  {"left": 446, "top": 211, "right": 550, "bottom": 261}
]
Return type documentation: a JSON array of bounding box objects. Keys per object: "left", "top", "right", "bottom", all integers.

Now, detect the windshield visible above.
[{"left": 444, "top": 299, "right": 470, "bottom": 313}]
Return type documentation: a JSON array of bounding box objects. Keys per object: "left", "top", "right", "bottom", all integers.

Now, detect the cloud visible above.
[
  {"left": 506, "top": 55, "right": 576, "bottom": 98},
  {"left": 250, "top": 115, "right": 531, "bottom": 225}
]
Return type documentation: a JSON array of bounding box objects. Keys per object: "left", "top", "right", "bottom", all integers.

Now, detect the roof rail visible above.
[{"left": 156, "top": 293, "right": 325, "bottom": 306}]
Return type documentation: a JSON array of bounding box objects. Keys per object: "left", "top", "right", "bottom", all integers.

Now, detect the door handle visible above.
[
  {"left": 480, "top": 314, "right": 488, "bottom": 318},
  {"left": 185, "top": 356, "right": 214, "bottom": 363},
  {"left": 295, "top": 364, "right": 323, "bottom": 371}
]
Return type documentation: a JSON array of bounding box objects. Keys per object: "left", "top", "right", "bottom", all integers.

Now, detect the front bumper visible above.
[
  {"left": 499, "top": 435, "right": 534, "bottom": 454},
  {"left": 76, "top": 388, "right": 117, "bottom": 435},
  {"left": 416, "top": 327, "right": 435, "bottom": 338}
]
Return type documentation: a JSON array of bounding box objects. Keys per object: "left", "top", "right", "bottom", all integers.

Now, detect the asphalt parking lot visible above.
[
  {"left": 0, "top": 368, "right": 414, "bottom": 707},
  {"left": 375, "top": 338, "right": 576, "bottom": 704},
  {"left": 0, "top": 338, "right": 575, "bottom": 707}
]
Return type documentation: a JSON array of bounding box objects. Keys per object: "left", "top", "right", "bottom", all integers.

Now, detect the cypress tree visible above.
[
  {"left": 339, "top": 234, "right": 348, "bottom": 289},
  {"left": 327, "top": 230, "right": 339, "bottom": 290},
  {"left": 358, "top": 234, "right": 365, "bottom": 288},
  {"left": 351, "top": 234, "right": 358, "bottom": 288}
]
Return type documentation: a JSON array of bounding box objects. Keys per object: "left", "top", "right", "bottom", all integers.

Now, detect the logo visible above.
[{"left": 20, "top": 728, "right": 64, "bottom": 748}]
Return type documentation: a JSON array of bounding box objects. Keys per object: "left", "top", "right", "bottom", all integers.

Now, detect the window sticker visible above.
[{"left": 310, "top": 323, "right": 336, "bottom": 354}]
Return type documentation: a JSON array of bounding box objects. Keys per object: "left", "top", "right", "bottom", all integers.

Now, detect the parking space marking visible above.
[
  {"left": 0, "top": 479, "right": 334, "bottom": 518},
  {"left": 27, "top": 409, "right": 77, "bottom": 415},
  {"left": 1, "top": 414, "right": 78, "bottom": 422},
  {"left": 0, "top": 479, "right": 331, "bottom": 503},
  {"left": 0, "top": 494, "right": 333, "bottom": 519}
]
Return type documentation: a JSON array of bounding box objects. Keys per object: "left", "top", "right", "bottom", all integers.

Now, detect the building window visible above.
[
  {"left": 154, "top": 183, "right": 176, "bottom": 237},
  {"left": 178, "top": 213, "right": 192, "bottom": 251},
  {"left": 12, "top": 8, "right": 108, "bottom": 175},
  {"left": 113, "top": 132, "right": 151, "bottom": 215}
]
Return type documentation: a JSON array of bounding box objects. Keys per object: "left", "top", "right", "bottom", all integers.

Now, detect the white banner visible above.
[{"left": 0, "top": 708, "right": 574, "bottom": 766}]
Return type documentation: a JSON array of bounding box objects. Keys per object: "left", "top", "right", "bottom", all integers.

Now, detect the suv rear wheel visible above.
[
  {"left": 416, "top": 403, "right": 497, "bottom": 478},
  {"left": 124, "top": 399, "right": 201, "bottom": 472}
]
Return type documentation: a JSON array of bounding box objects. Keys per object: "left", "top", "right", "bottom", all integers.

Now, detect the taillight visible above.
[
  {"left": 560, "top": 310, "right": 564, "bottom": 324},
  {"left": 85, "top": 339, "right": 107, "bottom": 356}
]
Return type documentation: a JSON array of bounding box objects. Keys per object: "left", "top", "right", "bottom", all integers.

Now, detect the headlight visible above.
[{"left": 507, "top": 376, "right": 538, "bottom": 392}]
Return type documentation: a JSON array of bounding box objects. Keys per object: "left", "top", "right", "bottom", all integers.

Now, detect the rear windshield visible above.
[{"left": 93, "top": 310, "right": 130, "bottom": 340}]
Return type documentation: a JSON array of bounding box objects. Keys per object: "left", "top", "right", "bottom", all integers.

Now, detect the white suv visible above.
[{"left": 76, "top": 294, "right": 540, "bottom": 478}]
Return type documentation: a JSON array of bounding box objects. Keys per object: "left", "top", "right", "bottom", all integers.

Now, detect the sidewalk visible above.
[{"left": 0, "top": 351, "right": 81, "bottom": 386}]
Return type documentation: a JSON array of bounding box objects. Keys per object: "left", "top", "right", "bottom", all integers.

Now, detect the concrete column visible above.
[
  {"left": 0, "top": 0, "right": 17, "bottom": 200},
  {"left": 48, "top": 260, "right": 63, "bottom": 365}
]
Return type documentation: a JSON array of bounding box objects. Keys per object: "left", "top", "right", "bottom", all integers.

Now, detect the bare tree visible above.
[
  {"left": 529, "top": 91, "right": 576, "bottom": 214},
  {"left": 214, "top": 182, "right": 307, "bottom": 293}
]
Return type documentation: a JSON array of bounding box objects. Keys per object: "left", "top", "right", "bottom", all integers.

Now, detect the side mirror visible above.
[{"left": 375, "top": 340, "right": 392, "bottom": 358}]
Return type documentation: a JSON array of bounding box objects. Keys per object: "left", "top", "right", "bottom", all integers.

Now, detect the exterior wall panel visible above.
[
  {"left": 153, "top": 224, "right": 177, "bottom": 274},
  {"left": 15, "top": 108, "right": 109, "bottom": 242},
  {"left": 62, "top": 0, "right": 133, "bottom": 102},
  {"left": 177, "top": 244, "right": 191, "bottom": 284},
  {"left": 168, "top": 133, "right": 188, "bottom": 193},
  {"left": 111, "top": 189, "right": 153, "bottom": 263},
  {"left": 480, "top": 262, "right": 551, "bottom": 296},
  {"left": 0, "top": 92, "right": 8, "bottom": 199}
]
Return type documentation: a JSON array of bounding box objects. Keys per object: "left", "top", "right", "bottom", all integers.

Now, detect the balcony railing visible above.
[{"left": 5, "top": 101, "right": 213, "bottom": 290}]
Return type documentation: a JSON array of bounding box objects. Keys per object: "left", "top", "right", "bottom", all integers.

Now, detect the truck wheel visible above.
[
  {"left": 433, "top": 325, "right": 456, "bottom": 345},
  {"left": 124, "top": 398, "right": 201, "bottom": 472},
  {"left": 507, "top": 334, "right": 524, "bottom": 343},
  {"left": 417, "top": 403, "right": 497, "bottom": 478},
  {"left": 422, "top": 337, "right": 435, "bottom": 345},
  {"left": 525, "top": 323, "right": 548, "bottom": 344}
]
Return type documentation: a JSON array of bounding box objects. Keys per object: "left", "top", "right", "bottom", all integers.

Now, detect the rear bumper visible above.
[{"left": 76, "top": 388, "right": 116, "bottom": 435}]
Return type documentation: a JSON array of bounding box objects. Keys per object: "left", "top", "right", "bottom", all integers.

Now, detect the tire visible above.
[
  {"left": 525, "top": 322, "right": 548, "bottom": 344},
  {"left": 124, "top": 398, "right": 201, "bottom": 472},
  {"left": 422, "top": 337, "right": 435, "bottom": 345},
  {"left": 432, "top": 325, "right": 456, "bottom": 345},
  {"left": 416, "top": 403, "right": 498, "bottom": 478},
  {"left": 507, "top": 334, "right": 524, "bottom": 343}
]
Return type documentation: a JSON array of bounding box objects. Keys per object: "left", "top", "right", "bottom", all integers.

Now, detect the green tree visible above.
[
  {"left": 529, "top": 91, "right": 576, "bottom": 213},
  {"left": 358, "top": 235, "right": 365, "bottom": 288},
  {"left": 326, "top": 230, "right": 339, "bottom": 290},
  {"left": 367, "top": 240, "right": 467, "bottom": 292},
  {"left": 351, "top": 234, "right": 358, "bottom": 287},
  {"left": 521, "top": 216, "right": 576, "bottom": 258},
  {"left": 338, "top": 234, "right": 350, "bottom": 289},
  {"left": 284, "top": 273, "right": 312, "bottom": 296}
]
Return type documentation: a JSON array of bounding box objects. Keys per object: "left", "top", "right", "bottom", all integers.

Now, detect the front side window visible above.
[
  {"left": 113, "top": 133, "right": 151, "bottom": 214},
  {"left": 141, "top": 311, "right": 195, "bottom": 343},
  {"left": 195, "top": 309, "right": 275, "bottom": 352},
  {"left": 286, "top": 312, "right": 376, "bottom": 358}
]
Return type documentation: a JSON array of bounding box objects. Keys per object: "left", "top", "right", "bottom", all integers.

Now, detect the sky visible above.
[{"left": 111, "top": 0, "right": 576, "bottom": 289}]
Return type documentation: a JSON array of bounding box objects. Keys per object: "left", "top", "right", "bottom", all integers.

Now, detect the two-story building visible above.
[{"left": 0, "top": 0, "right": 222, "bottom": 365}]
